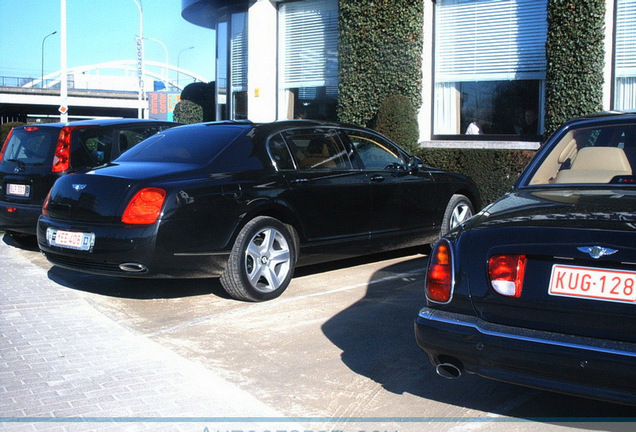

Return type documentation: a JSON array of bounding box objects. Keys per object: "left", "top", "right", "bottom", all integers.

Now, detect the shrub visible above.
[
  {"left": 173, "top": 100, "right": 204, "bottom": 124},
  {"left": 376, "top": 94, "right": 420, "bottom": 154},
  {"left": 545, "top": 0, "right": 605, "bottom": 137},
  {"left": 338, "top": 0, "right": 423, "bottom": 127}
]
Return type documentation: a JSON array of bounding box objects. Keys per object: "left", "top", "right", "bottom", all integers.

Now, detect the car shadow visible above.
[
  {"left": 46, "top": 265, "right": 230, "bottom": 300},
  {"left": 1, "top": 232, "right": 39, "bottom": 251},
  {"left": 321, "top": 258, "right": 636, "bottom": 423}
]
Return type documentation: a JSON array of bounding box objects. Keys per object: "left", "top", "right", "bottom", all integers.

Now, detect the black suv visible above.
[{"left": 0, "top": 119, "right": 178, "bottom": 238}]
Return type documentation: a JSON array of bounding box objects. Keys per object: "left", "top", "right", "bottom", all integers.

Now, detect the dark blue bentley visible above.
[{"left": 415, "top": 112, "right": 636, "bottom": 405}]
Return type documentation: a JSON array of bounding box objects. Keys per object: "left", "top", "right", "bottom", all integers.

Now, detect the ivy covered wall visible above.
[
  {"left": 337, "top": 0, "right": 424, "bottom": 129},
  {"left": 545, "top": 0, "right": 605, "bottom": 137}
]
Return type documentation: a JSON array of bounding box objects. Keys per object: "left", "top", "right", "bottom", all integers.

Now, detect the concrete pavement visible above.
[{"left": 0, "top": 240, "right": 290, "bottom": 432}]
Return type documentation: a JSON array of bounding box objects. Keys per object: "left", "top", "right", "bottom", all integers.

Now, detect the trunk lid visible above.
[
  {"left": 463, "top": 188, "right": 636, "bottom": 343},
  {"left": 45, "top": 162, "right": 199, "bottom": 224}
]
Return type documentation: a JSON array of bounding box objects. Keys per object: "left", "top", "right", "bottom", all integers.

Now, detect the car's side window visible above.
[
  {"left": 283, "top": 129, "right": 352, "bottom": 170},
  {"left": 267, "top": 134, "right": 295, "bottom": 170},
  {"left": 345, "top": 131, "right": 404, "bottom": 170}
]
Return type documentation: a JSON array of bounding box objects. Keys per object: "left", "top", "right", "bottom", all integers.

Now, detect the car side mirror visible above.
[{"left": 408, "top": 156, "right": 423, "bottom": 172}]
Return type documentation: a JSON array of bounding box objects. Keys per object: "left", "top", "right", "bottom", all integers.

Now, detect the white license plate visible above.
[
  {"left": 7, "top": 183, "right": 30, "bottom": 197},
  {"left": 549, "top": 264, "right": 636, "bottom": 304},
  {"left": 47, "top": 228, "right": 95, "bottom": 251}
]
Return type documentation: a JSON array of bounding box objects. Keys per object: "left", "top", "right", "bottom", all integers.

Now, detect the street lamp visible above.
[
  {"left": 41, "top": 31, "right": 57, "bottom": 88},
  {"left": 132, "top": 0, "right": 145, "bottom": 118},
  {"left": 141, "top": 36, "right": 169, "bottom": 87},
  {"left": 177, "top": 46, "right": 194, "bottom": 88}
]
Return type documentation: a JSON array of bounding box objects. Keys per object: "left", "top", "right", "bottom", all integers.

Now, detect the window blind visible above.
[
  {"left": 280, "top": 0, "right": 339, "bottom": 88},
  {"left": 435, "top": 0, "right": 547, "bottom": 82},
  {"left": 616, "top": 0, "right": 636, "bottom": 78}
]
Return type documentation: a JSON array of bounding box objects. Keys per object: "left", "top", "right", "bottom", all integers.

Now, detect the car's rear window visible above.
[
  {"left": 1, "top": 127, "right": 59, "bottom": 165},
  {"left": 115, "top": 124, "right": 249, "bottom": 164}
]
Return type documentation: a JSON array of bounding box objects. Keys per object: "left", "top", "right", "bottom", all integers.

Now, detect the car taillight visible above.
[
  {"left": 122, "top": 188, "right": 166, "bottom": 225},
  {"left": 52, "top": 126, "right": 74, "bottom": 173},
  {"left": 0, "top": 128, "right": 14, "bottom": 161},
  {"left": 426, "top": 239, "right": 453, "bottom": 303},
  {"left": 42, "top": 190, "right": 52, "bottom": 216},
  {"left": 52, "top": 125, "right": 91, "bottom": 173},
  {"left": 488, "top": 254, "right": 527, "bottom": 298}
]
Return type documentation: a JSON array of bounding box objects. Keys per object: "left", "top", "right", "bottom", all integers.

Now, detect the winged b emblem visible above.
[{"left": 577, "top": 246, "right": 618, "bottom": 259}]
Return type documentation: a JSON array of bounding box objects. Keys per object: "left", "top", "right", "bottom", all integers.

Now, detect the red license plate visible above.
[{"left": 549, "top": 265, "right": 636, "bottom": 304}]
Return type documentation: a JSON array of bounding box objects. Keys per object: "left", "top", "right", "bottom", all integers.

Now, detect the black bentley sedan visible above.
[
  {"left": 415, "top": 112, "right": 636, "bottom": 405},
  {"left": 37, "top": 120, "right": 480, "bottom": 301}
]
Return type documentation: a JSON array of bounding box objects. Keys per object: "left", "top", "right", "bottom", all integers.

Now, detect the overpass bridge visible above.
[{"left": 0, "top": 60, "right": 208, "bottom": 123}]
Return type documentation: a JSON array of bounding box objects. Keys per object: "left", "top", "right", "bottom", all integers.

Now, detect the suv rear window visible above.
[{"left": 1, "top": 127, "right": 59, "bottom": 166}]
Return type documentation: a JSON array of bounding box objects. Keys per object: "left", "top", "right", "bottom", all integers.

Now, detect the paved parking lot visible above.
[{"left": 1, "top": 235, "right": 634, "bottom": 432}]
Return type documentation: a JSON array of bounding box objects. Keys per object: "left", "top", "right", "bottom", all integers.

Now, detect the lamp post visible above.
[
  {"left": 41, "top": 31, "right": 57, "bottom": 88},
  {"left": 132, "top": 0, "right": 145, "bottom": 118},
  {"left": 141, "top": 36, "right": 169, "bottom": 88},
  {"left": 177, "top": 46, "right": 194, "bottom": 88}
]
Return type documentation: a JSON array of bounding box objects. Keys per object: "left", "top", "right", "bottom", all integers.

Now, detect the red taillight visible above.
[
  {"left": 24, "top": 126, "right": 39, "bottom": 132},
  {"left": 122, "top": 188, "right": 166, "bottom": 225},
  {"left": 42, "top": 190, "right": 52, "bottom": 216},
  {"left": 488, "top": 254, "right": 527, "bottom": 298},
  {"left": 52, "top": 126, "right": 75, "bottom": 173},
  {"left": 426, "top": 239, "right": 453, "bottom": 303},
  {"left": 0, "top": 128, "right": 14, "bottom": 161},
  {"left": 52, "top": 125, "right": 94, "bottom": 173}
]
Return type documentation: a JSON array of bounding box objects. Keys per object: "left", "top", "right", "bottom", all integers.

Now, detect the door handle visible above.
[{"left": 370, "top": 175, "right": 385, "bottom": 183}]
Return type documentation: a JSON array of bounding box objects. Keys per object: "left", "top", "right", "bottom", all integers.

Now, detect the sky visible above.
[{"left": 0, "top": 0, "right": 216, "bottom": 86}]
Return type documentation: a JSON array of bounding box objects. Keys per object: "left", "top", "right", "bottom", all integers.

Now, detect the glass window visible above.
[
  {"left": 267, "top": 134, "right": 295, "bottom": 170},
  {"left": 116, "top": 125, "right": 249, "bottom": 165},
  {"left": 614, "top": 0, "right": 636, "bottom": 110},
  {"left": 434, "top": 0, "right": 547, "bottom": 137},
  {"left": 528, "top": 123, "right": 636, "bottom": 185},
  {"left": 346, "top": 131, "right": 405, "bottom": 171},
  {"left": 216, "top": 11, "right": 248, "bottom": 120},
  {"left": 278, "top": 0, "right": 339, "bottom": 120},
  {"left": 282, "top": 129, "right": 351, "bottom": 170}
]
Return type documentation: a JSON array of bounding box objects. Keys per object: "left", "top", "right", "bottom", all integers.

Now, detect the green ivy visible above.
[
  {"left": 376, "top": 94, "right": 420, "bottom": 153},
  {"left": 337, "top": 0, "right": 423, "bottom": 127},
  {"left": 545, "top": 0, "right": 605, "bottom": 137}
]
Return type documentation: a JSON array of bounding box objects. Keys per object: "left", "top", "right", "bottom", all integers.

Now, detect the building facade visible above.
[{"left": 181, "top": 0, "right": 636, "bottom": 147}]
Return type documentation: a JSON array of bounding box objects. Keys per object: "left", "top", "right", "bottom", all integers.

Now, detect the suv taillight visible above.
[
  {"left": 0, "top": 128, "right": 14, "bottom": 162},
  {"left": 122, "top": 188, "right": 166, "bottom": 225},
  {"left": 426, "top": 239, "right": 454, "bottom": 303},
  {"left": 52, "top": 126, "right": 92, "bottom": 173}
]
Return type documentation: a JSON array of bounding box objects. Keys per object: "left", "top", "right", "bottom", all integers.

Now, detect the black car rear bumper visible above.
[
  {"left": 0, "top": 201, "right": 40, "bottom": 235},
  {"left": 37, "top": 216, "right": 229, "bottom": 279},
  {"left": 415, "top": 307, "right": 636, "bottom": 405}
]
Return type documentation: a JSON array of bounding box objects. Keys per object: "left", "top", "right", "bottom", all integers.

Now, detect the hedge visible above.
[
  {"left": 337, "top": 0, "right": 423, "bottom": 127},
  {"left": 544, "top": 0, "right": 605, "bottom": 137}
]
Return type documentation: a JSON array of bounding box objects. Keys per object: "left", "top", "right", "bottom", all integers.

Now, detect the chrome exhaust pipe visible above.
[
  {"left": 436, "top": 362, "right": 462, "bottom": 379},
  {"left": 119, "top": 263, "right": 148, "bottom": 273}
]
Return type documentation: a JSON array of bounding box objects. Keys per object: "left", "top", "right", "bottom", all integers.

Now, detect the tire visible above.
[
  {"left": 220, "top": 216, "right": 297, "bottom": 302},
  {"left": 440, "top": 194, "right": 474, "bottom": 236}
]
